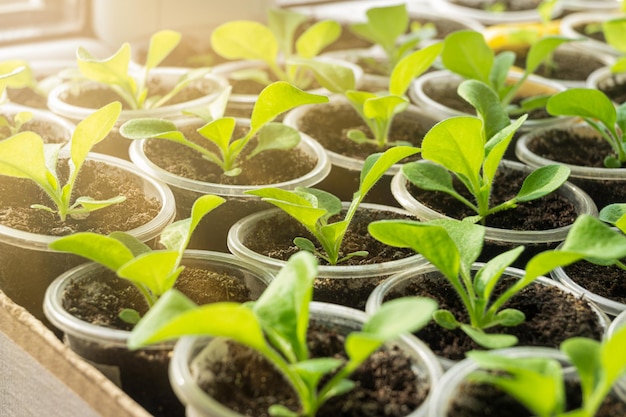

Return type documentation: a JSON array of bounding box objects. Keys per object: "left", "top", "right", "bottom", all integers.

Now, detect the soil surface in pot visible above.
[
  {"left": 0, "top": 114, "right": 69, "bottom": 144},
  {"left": 193, "top": 321, "right": 429, "bottom": 417},
  {"left": 447, "top": 379, "right": 626, "bottom": 416},
  {"left": 143, "top": 123, "right": 317, "bottom": 185},
  {"left": 595, "top": 71, "right": 626, "bottom": 105},
  {"left": 564, "top": 261, "right": 626, "bottom": 305},
  {"left": 0, "top": 159, "right": 161, "bottom": 235},
  {"left": 524, "top": 130, "right": 626, "bottom": 208},
  {"left": 242, "top": 207, "right": 418, "bottom": 310},
  {"left": 62, "top": 266, "right": 257, "bottom": 417},
  {"left": 7, "top": 87, "right": 48, "bottom": 109},
  {"left": 386, "top": 276, "right": 604, "bottom": 361},
  {"left": 450, "top": 0, "right": 542, "bottom": 11}
]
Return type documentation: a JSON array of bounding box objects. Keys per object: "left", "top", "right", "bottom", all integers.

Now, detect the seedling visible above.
[
  {"left": 546, "top": 88, "right": 626, "bottom": 168},
  {"left": 0, "top": 59, "right": 71, "bottom": 102},
  {"left": 441, "top": 30, "right": 573, "bottom": 115},
  {"left": 602, "top": 17, "right": 626, "bottom": 73},
  {"left": 77, "top": 30, "right": 210, "bottom": 109},
  {"left": 49, "top": 194, "right": 225, "bottom": 323},
  {"left": 0, "top": 110, "right": 32, "bottom": 139},
  {"left": 368, "top": 214, "right": 626, "bottom": 348},
  {"left": 119, "top": 81, "right": 328, "bottom": 176},
  {"left": 0, "top": 101, "right": 125, "bottom": 221},
  {"left": 296, "top": 41, "right": 443, "bottom": 148},
  {"left": 401, "top": 113, "right": 570, "bottom": 221},
  {"left": 347, "top": 4, "right": 436, "bottom": 75},
  {"left": 128, "top": 251, "right": 438, "bottom": 417},
  {"left": 210, "top": 8, "right": 341, "bottom": 89},
  {"left": 247, "top": 145, "right": 420, "bottom": 265},
  {"left": 467, "top": 325, "right": 626, "bottom": 417}
]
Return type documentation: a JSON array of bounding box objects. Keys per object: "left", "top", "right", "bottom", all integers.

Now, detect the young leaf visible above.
[
  {"left": 546, "top": 88, "right": 616, "bottom": 127},
  {"left": 461, "top": 326, "right": 518, "bottom": 349},
  {"left": 49, "top": 232, "right": 135, "bottom": 271},
  {"left": 211, "top": 20, "right": 278, "bottom": 63},
  {"left": 525, "top": 36, "right": 574, "bottom": 75},
  {"left": 514, "top": 164, "right": 570, "bottom": 202},
  {"left": 457, "top": 79, "right": 510, "bottom": 140},
  {"left": 268, "top": 8, "right": 308, "bottom": 57},
  {"left": 145, "top": 30, "right": 182, "bottom": 71},
  {"left": 442, "top": 30, "right": 493, "bottom": 84},
  {"left": 389, "top": 41, "right": 443, "bottom": 96},
  {"left": 295, "top": 20, "right": 341, "bottom": 59},
  {"left": 349, "top": 4, "right": 408, "bottom": 54}
]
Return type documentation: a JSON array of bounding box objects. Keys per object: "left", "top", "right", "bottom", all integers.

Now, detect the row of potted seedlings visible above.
[{"left": 1, "top": 1, "right": 626, "bottom": 416}]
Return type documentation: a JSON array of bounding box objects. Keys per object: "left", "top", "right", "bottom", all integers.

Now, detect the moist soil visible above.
[
  {"left": 573, "top": 22, "right": 607, "bottom": 43},
  {"left": 6, "top": 87, "right": 48, "bottom": 109},
  {"left": 62, "top": 265, "right": 257, "bottom": 417},
  {"left": 241, "top": 207, "right": 418, "bottom": 310},
  {"left": 407, "top": 165, "right": 578, "bottom": 265},
  {"left": 595, "top": 71, "right": 626, "bottom": 105},
  {"left": 524, "top": 129, "right": 626, "bottom": 208},
  {"left": 563, "top": 261, "right": 626, "bottom": 305},
  {"left": 192, "top": 322, "right": 430, "bottom": 417},
  {"left": 447, "top": 379, "right": 626, "bottom": 416},
  {"left": 0, "top": 113, "right": 70, "bottom": 144},
  {"left": 386, "top": 275, "right": 604, "bottom": 361},
  {"left": 450, "top": 0, "right": 542, "bottom": 11}
]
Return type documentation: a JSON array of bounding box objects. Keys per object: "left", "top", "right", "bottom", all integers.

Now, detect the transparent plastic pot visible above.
[
  {"left": 169, "top": 301, "right": 443, "bottom": 417},
  {"left": 47, "top": 67, "right": 229, "bottom": 160},
  {"left": 563, "top": 0, "right": 622, "bottom": 12},
  {"left": 0, "top": 152, "right": 175, "bottom": 325},
  {"left": 211, "top": 57, "right": 364, "bottom": 118},
  {"left": 427, "top": 0, "right": 563, "bottom": 25},
  {"left": 366, "top": 262, "right": 611, "bottom": 370},
  {"left": 587, "top": 65, "right": 626, "bottom": 104},
  {"left": 0, "top": 102, "right": 75, "bottom": 144},
  {"left": 560, "top": 12, "right": 623, "bottom": 57},
  {"left": 284, "top": 94, "right": 438, "bottom": 205},
  {"left": 607, "top": 309, "right": 626, "bottom": 402},
  {"left": 391, "top": 159, "right": 598, "bottom": 266},
  {"left": 516, "top": 123, "right": 626, "bottom": 209},
  {"left": 43, "top": 250, "right": 273, "bottom": 417},
  {"left": 128, "top": 117, "right": 331, "bottom": 253},
  {"left": 227, "top": 203, "right": 428, "bottom": 310}
]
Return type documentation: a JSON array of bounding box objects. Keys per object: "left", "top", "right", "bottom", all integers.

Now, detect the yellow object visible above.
[{"left": 484, "top": 20, "right": 561, "bottom": 50}]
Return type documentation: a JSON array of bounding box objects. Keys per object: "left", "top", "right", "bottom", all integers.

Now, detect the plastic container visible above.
[
  {"left": 169, "top": 301, "right": 443, "bottom": 417},
  {"left": 560, "top": 12, "right": 623, "bottom": 57},
  {"left": 607, "top": 309, "right": 626, "bottom": 401},
  {"left": 587, "top": 65, "right": 626, "bottom": 104},
  {"left": 427, "top": 0, "right": 564, "bottom": 25},
  {"left": 0, "top": 102, "right": 75, "bottom": 144}
]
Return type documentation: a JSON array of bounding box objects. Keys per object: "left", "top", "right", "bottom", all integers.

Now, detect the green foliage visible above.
[
  {"left": 546, "top": 88, "right": 626, "bottom": 167},
  {"left": 77, "top": 30, "right": 210, "bottom": 110},
  {"left": 0, "top": 110, "right": 32, "bottom": 139},
  {"left": 246, "top": 146, "right": 420, "bottom": 265},
  {"left": 348, "top": 4, "right": 436, "bottom": 74},
  {"left": 368, "top": 214, "right": 626, "bottom": 348},
  {"left": 49, "top": 194, "right": 225, "bottom": 313},
  {"left": 441, "top": 30, "right": 573, "bottom": 114},
  {"left": 296, "top": 41, "right": 442, "bottom": 148},
  {"left": 0, "top": 101, "right": 125, "bottom": 221},
  {"left": 401, "top": 114, "right": 570, "bottom": 220},
  {"left": 0, "top": 64, "right": 27, "bottom": 98},
  {"left": 468, "top": 325, "right": 626, "bottom": 417},
  {"left": 603, "top": 17, "right": 626, "bottom": 73},
  {"left": 119, "top": 81, "right": 328, "bottom": 176},
  {"left": 128, "top": 251, "right": 437, "bottom": 417},
  {"left": 211, "top": 8, "right": 341, "bottom": 89}
]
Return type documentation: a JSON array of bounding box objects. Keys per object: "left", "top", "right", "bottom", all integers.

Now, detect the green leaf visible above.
[
  {"left": 250, "top": 81, "right": 328, "bottom": 132},
  {"left": 515, "top": 165, "right": 570, "bottom": 202},
  {"left": 401, "top": 162, "right": 457, "bottom": 196},
  {"left": 211, "top": 20, "right": 278, "bottom": 64},
  {"left": 71, "top": 196, "right": 127, "bottom": 213},
  {"left": 145, "top": 30, "right": 181, "bottom": 71},
  {"left": 359, "top": 146, "right": 420, "bottom": 196},
  {"left": 294, "top": 237, "right": 317, "bottom": 254},
  {"left": 292, "top": 58, "right": 356, "bottom": 94},
  {"left": 197, "top": 117, "right": 236, "bottom": 153},
  {"left": 268, "top": 8, "right": 307, "bottom": 57},
  {"left": 345, "top": 332, "right": 384, "bottom": 364},
  {"left": 603, "top": 17, "right": 626, "bottom": 54},
  {"left": 489, "top": 51, "right": 515, "bottom": 95},
  {"left": 268, "top": 405, "right": 299, "bottom": 417},
  {"left": 492, "top": 309, "right": 525, "bottom": 327},
  {"left": 390, "top": 42, "right": 443, "bottom": 96},
  {"left": 442, "top": 30, "right": 493, "bottom": 84},
  {"left": 119, "top": 117, "right": 179, "bottom": 140},
  {"left": 433, "top": 219, "right": 485, "bottom": 275},
  {"left": 349, "top": 4, "right": 408, "bottom": 53},
  {"left": 363, "top": 95, "right": 408, "bottom": 124},
  {"left": 600, "top": 324, "right": 626, "bottom": 386},
  {"left": 117, "top": 251, "right": 181, "bottom": 296},
  {"left": 249, "top": 123, "right": 301, "bottom": 158},
  {"left": 474, "top": 246, "right": 524, "bottom": 301},
  {"left": 363, "top": 296, "right": 438, "bottom": 339},
  {"left": 599, "top": 203, "right": 626, "bottom": 225},
  {"left": 118, "top": 308, "right": 141, "bottom": 325},
  {"left": 76, "top": 43, "right": 132, "bottom": 86},
  {"left": 296, "top": 20, "right": 341, "bottom": 59},
  {"left": 49, "top": 232, "right": 135, "bottom": 271},
  {"left": 462, "top": 325, "right": 518, "bottom": 349},
  {"left": 483, "top": 116, "right": 527, "bottom": 186},
  {"left": 0, "top": 131, "right": 50, "bottom": 187},
  {"left": 526, "top": 36, "right": 573, "bottom": 74},
  {"left": 561, "top": 337, "right": 601, "bottom": 404},
  {"left": 546, "top": 89, "right": 616, "bottom": 129},
  {"left": 109, "top": 232, "right": 151, "bottom": 257},
  {"left": 128, "top": 290, "right": 268, "bottom": 351},
  {"left": 293, "top": 357, "right": 342, "bottom": 388},
  {"left": 433, "top": 309, "right": 460, "bottom": 330},
  {"left": 421, "top": 116, "right": 484, "bottom": 183},
  {"left": 457, "top": 80, "right": 510, "bottom": 140}
]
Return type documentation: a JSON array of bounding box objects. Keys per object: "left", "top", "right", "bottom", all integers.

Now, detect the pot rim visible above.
[
  {"left": 427, "top": 0, "right": 563, "bottom": 25},
  {"left": 0, "top": 152, "right": 176, "bottom": 251},
  {"left": 390, "top": 159, "right": 598, "bottom": 243},
  {"left": 0, "top": 102, "right": 75, "bottom": 141},
  {"left": 227, "top": 202, "right": 428, "bottom": 277},
  {"left": 560, "top": 12, "right": 623, "bottom": 57},
  {"left": 128, "top": 117, "right": 331, "bottom": 195},
  {"left": 170, "top": 301, "right": 443, "bottom": 417},
  {"left": 43, "top": 250, "right": 275, "bottom": 346}
]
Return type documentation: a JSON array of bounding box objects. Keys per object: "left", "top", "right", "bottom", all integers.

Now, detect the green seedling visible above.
[
  {"left": 128, "top": 251, "right": 437, "bottom": 417},
  {"left": 467, "top": 325, "right": 626, "bottom": 417},
  {"left": 49, "top": 194, "right": 225, "bottom": 322},
  {"left": 401, "top": 113, "right": 570, "bottom": 221},
  {"left": 441, "top": 30, "right": 574, "bottom": 115},
  {"left": 119, "top": 81, "right": 328, "bottom": 176},
  {"left": 296, "top": 41, "right": 442, "bottom": 148},
  {"left": 546, "top": 88, "right": 626, "bottom": 168},
  {"left": 0, "top": 59, "right": 71, "bottom": 101},
  {"left": 368, "top": 214, "right": 626, "bottom": 348},
  {"left": 347, "top": 4, "right": 436, "bottom": 75},
  {"left": 602, "top": 17, "right": 626, "bottom": 73},
  {"left": 210, "top": 8, "right": 341, "bottom": 89},
  {"left": 0, "top": 101, "right": 125, "bottom": 221},
  {"left": 247, "top": 145, "right": 420, "bottom": 265},
  {"left": 0, "top": 110, "right": 32, "bottom": 139},
  {"left": 77, "top": 29, "right": 210, "bottom": 110}
]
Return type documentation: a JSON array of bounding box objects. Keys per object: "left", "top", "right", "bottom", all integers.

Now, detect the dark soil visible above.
[
  {"left": 573, "top": 22, "right": 607, "bottom": 43},
  {"left": 241, "top": 207, "right": 418, "bottom": 310},
  {"left": 563, "top": 261, "right": 626, "bottom": 305},
  {"left": 447, "top": 379, "right": 626, "bottom": 416},
  {"left": 450, "top": 0, "right": 542, "bottom": 11},
  {"left": 193, "top": 321, "right": 430, "bottom": 417},
  {"left": 62, "top": 263, "right": 260, "bottom": 417},
  {"left": 595, "top": 71, "right": 626, "bottom": 105},
  {"left": 407, "top": 165, "right": 578, "bottom": 264},
  {"left": 386, "top": 274, "right": 604, "bottom": 361},
  {"left": 524, "top": 129, "right": 626, "bottom": 208}
]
